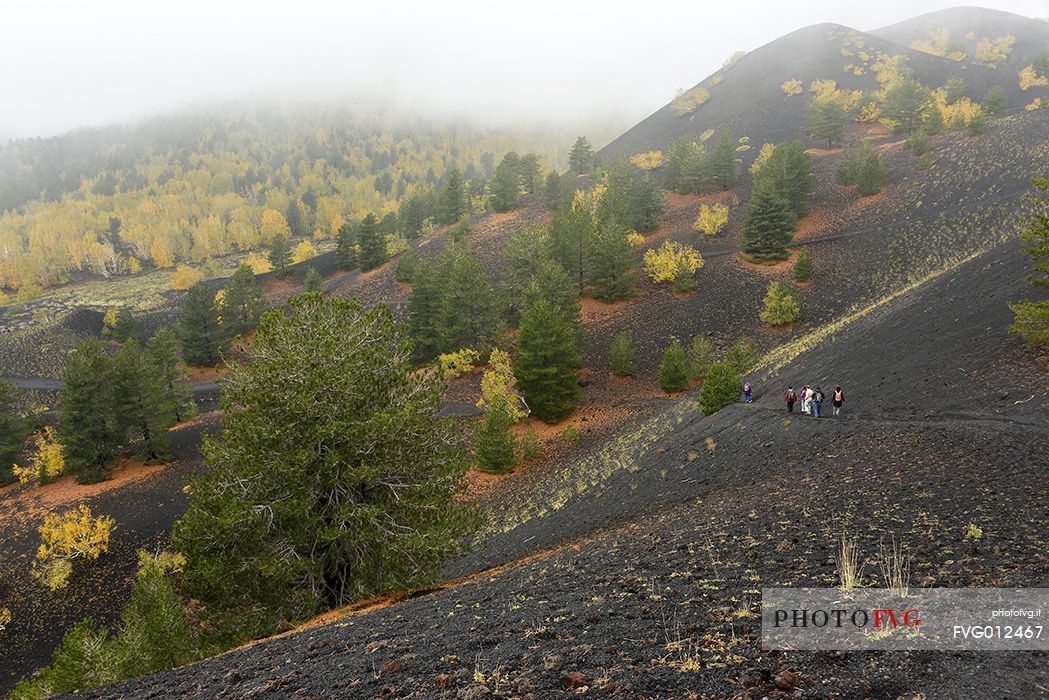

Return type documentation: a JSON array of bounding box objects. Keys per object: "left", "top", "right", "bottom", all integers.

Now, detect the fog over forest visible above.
[{"left": 2, "top": 0, "right": 1045, "bottom": 139}]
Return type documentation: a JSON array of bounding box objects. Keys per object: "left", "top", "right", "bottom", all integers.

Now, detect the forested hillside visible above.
[{"left": 0, "top": 107, "right": 615, "bottom": 296}]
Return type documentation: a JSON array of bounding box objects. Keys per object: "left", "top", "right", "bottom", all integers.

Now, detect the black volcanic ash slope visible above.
[
  {"left": 873, "top": 5, "right": 1049, "bottom": 75},
  {"left": 600, "top": 18, "right": 1029, "bottom": 162}
]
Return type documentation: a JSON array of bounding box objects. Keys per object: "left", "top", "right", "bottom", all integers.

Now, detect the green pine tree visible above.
[
  {"left": 490, "top": 152, "right": 522, "bottom": 212},
  {"left": 1009, "top": 178, "right": 1049, "bottom": 350},
  {"left": 543, "top": 171, "right": 563, "bottom": 210},
  {"left": 335, "top": 221, "right": 358, "bottom": 269},
  {"left": 60, "top": 339, "right": 119, "bottom": 482},
  {"left": 285, "top": 199, "right": 307, "bottom": 237},
  {"left": 609, "top": 331, "right": 636, "bottom": 376},
  {"left": 569, "top": 136, "right": 594, "bottom": 174},
  {"left": 805, "top": 98, "right": 847, "bottom": 147},
  {"left": 147, "top": 328, "right": 194, "bottom": 424},
  {"left": 173, "top": 295, "right": 478, "bottom": 642},
  {"left": 882, "top": 78, "right": 930, "bottom": 134},
  {"left": 304, "top": 267, "right": 323, "bottom": 293},
  {"left": 794, "top": 248, "right": 814, "bottom": 282},
  {"left": 514, "top": 299, "right": 580, "bottom": 423},
  {"left": 855, "top": 148, "right": 886, "bottom": 196},
  {"left": 707, "top": 131, "right": 739, "bottom": 190},
  {"left": 983, "top": 85, "right": 1008, "bottom": 118},
  {"left": 406, "top": 258, "right": 445, "bottom": 362},
  {"left": 699, "top": 361, "right": 741, "bottom": 415},
  {"left": 757, "top": 142, "right": 813, "bottom": 218},
  {"left": 436, "top": 247, "right": 501, "bottom": 353},
  {"left": 587, "top": 218, "right": 638, "bottom": 301},
  {"left": 180, "top": 281, "right": 224, "bottom": 366},
  {"left": 725, "top": 336, "right": 757, "bottom": 375},
  {"left": 0, "top": 380, "right": 27, "bottom": 484},
  {"left": 688, "top": 336, "right": 714, "bottom": 380},
  {"left": 439, "top": 168, "right": 466, "bottom": 225},
  {"left": 659, "top": 338, "right": 690, "bottom": 393},
  {"left": 357, "top": 213, "right": 388, "bottom": 272},
  {"left": 221, "top": 263, "right": 262, "bottom": 339},
  {"left": 113, "top": 339, "right": 172, "bottom": 462},
  {"left": 475, "top": 405, "right": 517, "bottom": 473},
  {"left": 741, "top": 180, "right": 797, "bottom": 261},
  {"left": 268, "top": 233, "right": 292, "bottom": 278}
]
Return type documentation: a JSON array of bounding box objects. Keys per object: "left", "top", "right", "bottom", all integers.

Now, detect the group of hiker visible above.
[
  {"left": 738, "top": 382, "right": 846, "bottom": 416},
  {"left": 783, "top": 384, "right": 844, "bottom": 417}
]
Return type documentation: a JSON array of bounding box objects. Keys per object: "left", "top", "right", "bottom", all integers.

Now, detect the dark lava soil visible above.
[{"left": 71, "top": 234, "right": 1049, "bottom": 698}]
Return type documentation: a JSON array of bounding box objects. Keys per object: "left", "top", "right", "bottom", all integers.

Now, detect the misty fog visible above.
[{"left": 2, "top": 0, "right": 1046, "bottom": 139}]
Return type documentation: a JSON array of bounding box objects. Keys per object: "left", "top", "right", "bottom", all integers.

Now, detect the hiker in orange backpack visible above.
[
  {"left": 832, "top": 386, "right": 845, "bottom": 416},
  {"left": 784, "top": 386, "right": 796, "bottom": 413}
]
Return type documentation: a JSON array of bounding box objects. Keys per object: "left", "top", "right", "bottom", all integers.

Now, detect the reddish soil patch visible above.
[
  {"left": 0, "top": 458, "right": 168, "bottom": 522},
  {"left": 579, "top": 294, "right": 642, "bottom": 324},
  {"left": 805, "top": 146, "right": 844, "bottom": 157},
  {"left": 182, "top": 365, "right": 222, "bottom": 382},
  {"left": 261, "top": 277, "right": 298, "bottom": 296},
  {"left": 736, "top": 248, "right": 801, "bottom": 275},
  {"left": 793, "top": 207, "right": 840, "bottom": 241}
]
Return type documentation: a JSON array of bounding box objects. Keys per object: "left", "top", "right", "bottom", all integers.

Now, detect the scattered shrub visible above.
[
  {"left": 33, "top": 505, "right": 114, "bottom": 591},
  {"left": 519, "top": 425, "right": 542, "bottom": 461},
  {"left": 693, "top": 203, "right": 729, "bottom": 236},
  {"left": 760, "top": 280, "right": 801, "bottom": 326},
  {"left": 643, "top": 241, "right": 704, "bottom": 292},
  {"left": 630, "top": 151, "right": 663, "bottom": 170},
  {"left": 559, "top": 425, "right": 579, "bottom": 442},
  {"left": 12, "top": 427, "right": 65, "bottom": 485},
  {"left": 438, "top": 348, "right": 481, "bottom": 378}
]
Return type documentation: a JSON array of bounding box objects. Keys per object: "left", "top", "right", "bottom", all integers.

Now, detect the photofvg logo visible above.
[{"left": 762, "top": 588, "right": 1048, "bottom": 651}]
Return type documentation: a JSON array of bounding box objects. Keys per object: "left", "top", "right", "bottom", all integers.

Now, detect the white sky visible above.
[{"left": 2, "top": 0, "right": 1047, "bottom": 139}]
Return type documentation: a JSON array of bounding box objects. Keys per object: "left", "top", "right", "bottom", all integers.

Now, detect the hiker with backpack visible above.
[
  {"left": 784, "top": 385, "right": 796, "bottom": 412},
  {"left": 832, "top": 386, "right": 845, "bottom": 416},
  {"left": 812, "top": 386, "right": 824, "bottom": 417},
  {"left": 743, "top": 382, "right": 752, "bottom": 403},
  {"left": 801, "top": 384, "right": 812, "bottom": 414}
]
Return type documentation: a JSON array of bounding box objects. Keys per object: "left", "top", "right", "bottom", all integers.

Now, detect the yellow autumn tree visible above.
[
  {"left": 630, "top": 151, "right": 663, "bottom": 170},
  {"left": 33, "top": 505, "right": 115, "bottom": 591},
  {"left": 643, "top": 241, "right": 704, "bottom": 292},
  {"left": 439, "top": 348, "right": 481, "bottom": 378},
  {"left": 476, "top": 348, "right": 525, "bottom": 420},
  {"left": 1019, "top": 65, "right": 1049, "bottom": 91},
  {"left": 260, "top": 209, "right": 291, "bottom": 241},
  {"left": 671, "top": 87, "right": 711, "bottom": 115},
  {"left": 974, "top": 35, "right": 1015, "bottom": 67},
  {"left": 782, "top": 79, "right": 803, "bottom": 96},
  {"left": 694, "top": 203, "right": 730, "bottom": 236},
  {"left": 12, "top": 427, "right": 65, "bottom": 485},
  {"left": 171, "top": 264, "right": 204, "bottom": 290},
  {"left": 291, "top": 239, "right": 318, "bottom": 264},
  {"left": 245, "top": 252, "right": 273, "bottom": 274},
  {"left": 626, "top": 231, "right": 646, "bottom": 247}
]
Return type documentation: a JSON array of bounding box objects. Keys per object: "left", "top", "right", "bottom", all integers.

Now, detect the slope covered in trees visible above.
[{"left": 0, "top": 107, "right": 613, "bottom": 295}]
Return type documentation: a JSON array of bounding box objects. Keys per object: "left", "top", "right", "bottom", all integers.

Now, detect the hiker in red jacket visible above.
[{"left": 784, "top": 386, "right": 796, "bottom": 413}]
